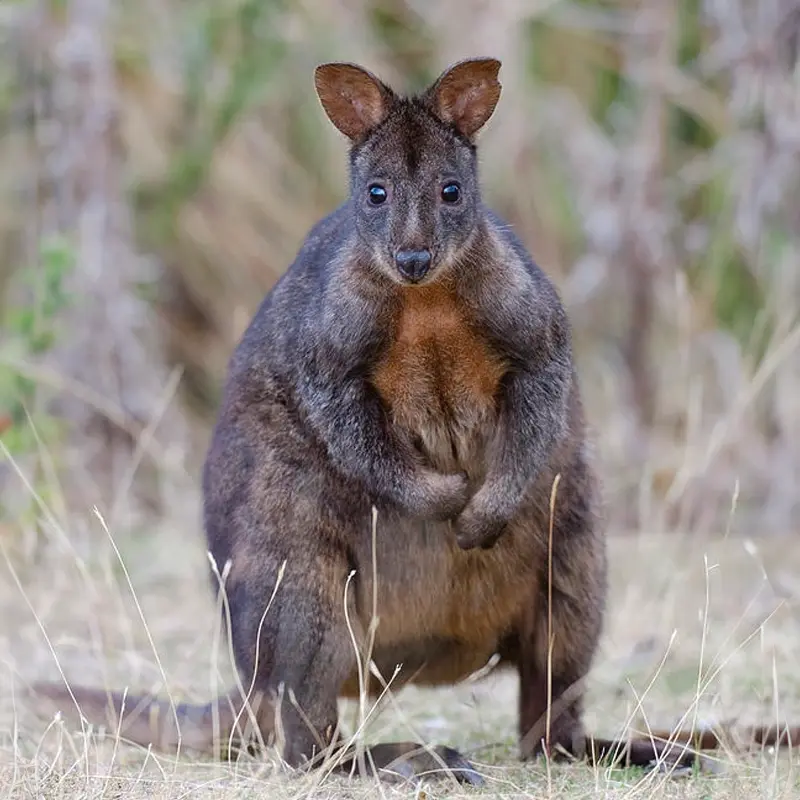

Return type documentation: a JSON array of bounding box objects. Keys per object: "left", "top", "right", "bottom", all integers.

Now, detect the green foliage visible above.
[
  {"left": 0, "top": 235, "right": 74, "bottom": 520},
  {"left": 522, "top": 0, "right": 786, "bottom": 354},
  {"left": 672, "top": 0, "right": 716, "bottom": 150},
  {"left": 368, "top": 0, "right": 435, "bottom": 91},
  {"left": 134, "top": 0, "right": 288, "bottom": 248},
  {"left": 4, "top": 237, "right": 72, "bottom": 355}
]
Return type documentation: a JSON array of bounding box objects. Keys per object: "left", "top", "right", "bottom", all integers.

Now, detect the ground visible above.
[{"left": 2, "top": 514, "right": 800, "bottom": 799}]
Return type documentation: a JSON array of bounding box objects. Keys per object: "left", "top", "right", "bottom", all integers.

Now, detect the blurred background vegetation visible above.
[{"left": 0, "top": 0, "right": 798, "bottom": 555}]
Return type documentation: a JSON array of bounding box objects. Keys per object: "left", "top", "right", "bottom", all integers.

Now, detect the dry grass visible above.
[{"left": 2, "top": 483, "right": 800, "bottom": 798}]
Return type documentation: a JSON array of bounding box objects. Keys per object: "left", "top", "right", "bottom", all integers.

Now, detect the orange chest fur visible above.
[{"left": 371, "top": 284, "right": 506, "bottom": 474}]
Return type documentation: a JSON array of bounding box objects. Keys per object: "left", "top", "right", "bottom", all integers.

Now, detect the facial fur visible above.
[{"left": 349, "top": 102, "right": 482, "bottom": 284}]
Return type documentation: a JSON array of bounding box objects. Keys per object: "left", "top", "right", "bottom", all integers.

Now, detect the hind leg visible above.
[
  {"left": 223, "top": 534, "right": 357, "bottom": 768},
  {"left": 510, "top": 513, "right": 702, "bottom": 773},
  {"left": 222, "top": 521, "right": 482, "bottom": 785},
  {"left": 516, "top": 481, "right": 607, "bottom": 761}
]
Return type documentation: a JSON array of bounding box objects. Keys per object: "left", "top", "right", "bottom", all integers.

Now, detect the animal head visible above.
[{"left": 314, "top": 58, "right": 502, "bottom": 286}]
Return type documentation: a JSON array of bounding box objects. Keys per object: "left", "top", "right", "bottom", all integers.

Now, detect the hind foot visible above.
[{"left": 336, "top": 741, "right": 484, "bottom": 786}]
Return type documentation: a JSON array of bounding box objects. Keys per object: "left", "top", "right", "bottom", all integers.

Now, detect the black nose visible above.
[{"left": 395, "top": 249, "right": 432, "bottom": 282}]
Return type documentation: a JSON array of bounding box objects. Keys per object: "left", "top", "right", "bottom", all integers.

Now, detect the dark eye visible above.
[
  {"left": 441, "top": 183, "right": 461, "bottom": 204},
  {"left": 368, "top": 184, "right": 387, "bottom": 205}
]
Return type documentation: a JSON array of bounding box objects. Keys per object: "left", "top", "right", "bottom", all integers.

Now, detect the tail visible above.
[
  {"left": 27, "top": 681, "right": 272, "bottom": 756},
  {"left": 585, "top": 724, "right": 800, "bottom": 771}
]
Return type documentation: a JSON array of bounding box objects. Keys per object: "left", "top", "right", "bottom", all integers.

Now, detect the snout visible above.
[{"left": 394, "top": 249, "right": 432, "bottom": 283}]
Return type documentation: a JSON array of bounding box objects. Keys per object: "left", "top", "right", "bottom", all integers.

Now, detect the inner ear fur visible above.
[
  {"left": 425, "top": 57, "right": 502, "bottom": 138},
  {"left": 314, "top": 62, "right": 394, "bottom": 141}
]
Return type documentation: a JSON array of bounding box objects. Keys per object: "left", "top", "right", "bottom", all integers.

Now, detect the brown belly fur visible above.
[{"left": 371, "top": 282, "right": 506, "bottom": 476}]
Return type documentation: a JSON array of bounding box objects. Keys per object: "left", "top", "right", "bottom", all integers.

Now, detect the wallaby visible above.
[{"left": 29, "top": 58, "right": 800, "bottom": 786}]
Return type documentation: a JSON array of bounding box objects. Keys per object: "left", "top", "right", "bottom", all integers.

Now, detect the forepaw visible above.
[{"left": 454, "top": 504, "right": 507, "bottom": 550}]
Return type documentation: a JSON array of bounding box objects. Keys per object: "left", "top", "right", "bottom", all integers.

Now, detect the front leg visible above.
[
  {"left": 455, "top": 359, "right": 572, "bottom": 550},
  {"left": 453, "top": 233, "right": 575, "bottom": 551}
]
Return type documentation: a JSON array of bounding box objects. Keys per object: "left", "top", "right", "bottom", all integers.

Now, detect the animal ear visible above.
[
  {"left": 425, "top": 58, "right": 502, "bottom": 138},
  {"left": 314, "top": 62, "right": 394, "bottom": 141}
]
